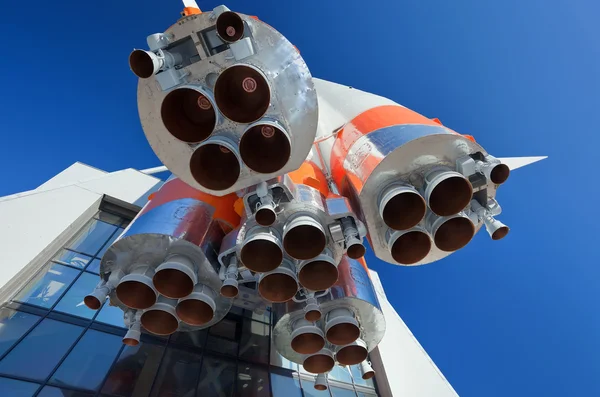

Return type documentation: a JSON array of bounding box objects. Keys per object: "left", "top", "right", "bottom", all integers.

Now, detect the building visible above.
[{"left": 0, "top": 162, "right": 458, "bottom": 397}]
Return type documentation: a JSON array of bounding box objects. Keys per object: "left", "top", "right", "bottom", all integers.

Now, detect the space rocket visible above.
[{"left": 85, "top": 1, "right": 544, "bottom": 387}]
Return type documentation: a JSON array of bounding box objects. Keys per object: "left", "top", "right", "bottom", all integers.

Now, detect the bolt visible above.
[
  {"left": 261, "top": 125, "right": 275, "bottom": 138},
  {"left": 226, "top": 26, "right": 236, "bottom": 37},
  {"left": 242, "top": 77, "right": 257, "bottom": 93},
  {"left": 197, "top": 96, "right": 212, "bottom": 110}
]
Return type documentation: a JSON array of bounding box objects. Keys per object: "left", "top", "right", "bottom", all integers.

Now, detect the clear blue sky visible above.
[{"left": 1, "top": 0, "right": 599, "bottom": 395}]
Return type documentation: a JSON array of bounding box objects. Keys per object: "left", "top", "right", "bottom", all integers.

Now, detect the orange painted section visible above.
[
  {"left": 142, "top": 178, "right": 240, "bottom": 229},
  {"left": 356, "top": 257, "right": 372, "bottom": 276},
  {"left": 330, "top": 105, "right": 439, "bottom": 189},
  {"left": 183, "top": 7, "right": 201, "bottom": 16},
  {"left": 287, "top": 161, "right": 329, "bottom": 196}
]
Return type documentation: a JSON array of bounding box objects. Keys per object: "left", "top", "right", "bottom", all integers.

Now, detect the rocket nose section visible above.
[{"left": 496, "top": 156, "right": 547, "bottom": 170}]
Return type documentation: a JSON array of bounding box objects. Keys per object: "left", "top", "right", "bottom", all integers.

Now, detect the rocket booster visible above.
[{"left": 85, "top": 1, "right": 545, "bottom": 382}]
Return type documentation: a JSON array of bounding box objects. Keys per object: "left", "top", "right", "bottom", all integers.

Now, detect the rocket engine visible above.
[{"left": 85, "top": 1, "right": 545, "bottom": 383}]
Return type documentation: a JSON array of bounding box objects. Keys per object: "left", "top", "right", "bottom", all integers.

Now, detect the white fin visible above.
[{"left": 497, "top": 156, "right": 547, "bottom": 171}]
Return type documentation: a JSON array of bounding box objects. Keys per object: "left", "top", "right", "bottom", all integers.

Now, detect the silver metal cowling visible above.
[
  {"left": 136, "top": 9, "right": 318, "bottom": 196},
  {"left": 272, "top": 256, "right": 385, "bottom": 366},
  {"left": 100, "top": 198, "right": 232, "bottom": 333}
]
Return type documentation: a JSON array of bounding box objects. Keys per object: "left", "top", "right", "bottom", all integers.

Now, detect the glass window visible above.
[
  {"left": 245, "top": 308, "right": 270, "bottom": 324},
  {"left": 0, "top": 318, "right": 82, "bottom": 380},
  {"left": 0, "top": 309, "right": 40, "bottom": 357},
  {"left": 150, "top": 348, "right": 202, "bottom": 397},
  {"left": 170, "top": 329, "right": 207, "bottom": 349},
  {"left": 101, "top": 342, "right": 164, "bottom": 397},
  {"left": 205, "top": 318, "right": 239, "bottom": 357},
  {"left": 97, "top": 229, "right": 123, "bottom": 257},
  {"left": 95, "top": 212, "right": 124, "bottom": 226},
  {"left": 67, "top": 220, "right": 118, "bottom": 256},
  {"left": 38, "top": 386, "right": 94, "bottom": 397},
  {"left": 95, "top": 301, "right": 126, "bottom": 328},
  {"left": 237, "top": 363, "right": 269, "bottom": 397},
  {"left": 53, "top": 250, "right": 92, "bottom": 269},
  {"left": 54, "top": 272, "right": 102, "bottom": 319},
  {"left": 51, "top": 329, "right": 123, "bottom": 391},
  {"left": 270, "top": 345, "right": 298, "bottom": 371},
  {"left": 350, "top": 365, "right": 375, "bottom": 388},
  {"left": 0, "top": 377, "right": 39, "bottom": 397},
  {"left": 301, "top": 380, "right": 330, "bottom": 397},
  {"left": 196, "top": 355, "right": 236, "bottom": 397},
  {"left": 239, "top": 319, "right": 269, "bottom": 364},
  {"left": 356, "top": 392, "right": 377, "bottom": 397},
  {"left": 329, "top": 386, "right": 357, "bottom": 397},
  {"left": 271, "top": 373, "right": 302, "bottom": 397},
  {"left": 86, "top": 259, "right": 101, "bottom": 274},
  {"left": 14, "top": 263, "right": 79, "bottom": 308},
  {"left": 329, "top": 365, "right": 353, "bottom": 384}
]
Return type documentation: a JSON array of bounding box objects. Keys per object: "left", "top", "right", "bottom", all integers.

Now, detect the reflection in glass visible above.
[
  {"left": 67, "top": 220, "right": 118, "bottom": 256},
  {"left": 150, "top": 348, "right": 202, "bottom": 397},
  {"left": 271, "top": 373, "right": 302, "bottom": 397},
  {"left": 0, "top": 318, "right": 82, "bottom": 380},
  {"left": 86, "top": 259, "right": 101, "bottom": 274},
  {"left": 239, "top": 319, "right": 269, "bottom": 364},
  {"left": 0, "top": 309, "right": 39, "bottom": 357},
  {"left": 101, "top": 342, "right": 164, "bottom": 397},
  {"left": 38, "top": 385, "right": 95, "bottom": 397},
  {"left": 55, "top": 272, "right": 102, "bottom": 319},
  {"left": 97, "top": 229, "right": 123, "bottom": 257},
  {"left": 329, "top": 365, "right": 353, "bottom": 384},
  {"left": 14, "top": 263, "right": 79, "bottom": 308},
  {"left": 350, "top": 365, "right": 375, "bottom": 388},
  {"left": 301, "top": 379, "right": 330, "bottom": 397},
  {"left": 330, "top": 386, "right": 357, "bottom": 397},
  {"left": 53, "top": 250, "right": 92, "bottom": 269},
  {"left": 0, "top": 377, "right": 39, "bottom": 397},
  {"left": 356, "top": 392, "right": 377, "bottom": 397},
  {"left": 237, "top": 363, "right": 270, "bottom": 397},
  {"left": 170, "top": 329, "right": 207, "bottom": 349},
  {"left": 269, "top": 342, "right": 298, "bottom": 371},
  {"left": 51, "top": 329, "right": 122, "bottom": 391},
  {"left": 197, "top": 355, "right": 236, "bottom": 397},
  {"left": 95, "top": 212, "right": 123, "bottom": 226},
  {"left": 95, "top": 301, "right": 126, "bottom": 328},
  {"left": 206, "top": 318, "right": 239, "bottom": 357}
]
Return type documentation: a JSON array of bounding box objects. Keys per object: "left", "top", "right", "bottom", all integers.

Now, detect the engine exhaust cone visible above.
[
  {"left": 484, "top": 217, "right": 510, "bottom": 240},
  {"left": 161, "top": 87, "right": 216, "bottom": 144},
  {"left": 216, "top": 11, "right": 245, "bottom": 43},
  {"left": 490, "top": 163, "right": 510, "bottom": 185},
  {"left": 291, "top": 320, "right": 325, "bottom": 355},
  {"left": 214, "top": 65, "right": 270, "bottom": 123},
  {"left": 84, "top": 284, "right": 110, "bottom": 310},
  {"left": 336, "top": 338, "right": 368, "bottom": 366},
  {"left": 430, "top": 213, "right": 475, "bottom": 252},
  {"left": 116, "top": 266, "right": 157, "bottom": 310},
  {"left": 255, "top": 203, "right": 277, "bottom": 226},
  {"left": 283, "top": 216, "right": 327, "bottom": 260},
  {"left": 140, "top": 297, "right": 179, "bottom": 336},
  {"left": 240, "top": 229, "right": 283, "bottom": 273},
  {"left": 325, "top": 308, "right": 360, "bottom": 346},
  {"left": 303, "top": 349, "right": 335, "bottom": 374},
  {"left": 424, "top": 169, "right": 473, "bottom": 216},
  {"left": 220, "top": 278, "right": 239, "bottom": 298},
  {"left": 346, "top": 242, "right": 366, "bottom": 259},
  {"left": 129, "top": 49, "right": 158, "bottom": 78},
  {"left": 190, "top": 140, "right": 240, "bottom": 191},
  {"left": 379, "top": 185, "right": 427, "bottom": 230},
  {"left": 240, "top": 123, "right": 291, "bottom": 174},
  {"left": 152, "top": 255, "right": 197, "bottom": 299},
  {"left": 314, "top": 373, "right": 328, "bottom": 391},
  {"left": 123, "top": 327, "right": 141, "bottom": 346},
  {"left": 176, "top": 284, "right": 217, "bottom": 326},
  {"left": 258, "top": 263, "right": 298, "bottom": 303},
  {"left": 359, "top": 360, "right": 375, "bottom": 380},
  {"left": 304, "top": 297, "right": 322, "bottom": 322},
  {"left": 389, "top": 228, "right": 432, "bottom": 265},
  {"left": 298, "top": 254, "right": 338, "bottom": 291}
]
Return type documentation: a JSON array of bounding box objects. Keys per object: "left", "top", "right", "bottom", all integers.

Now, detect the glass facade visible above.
[{"left": 0, "top": 210, "right": 381, "bottom": 396}]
